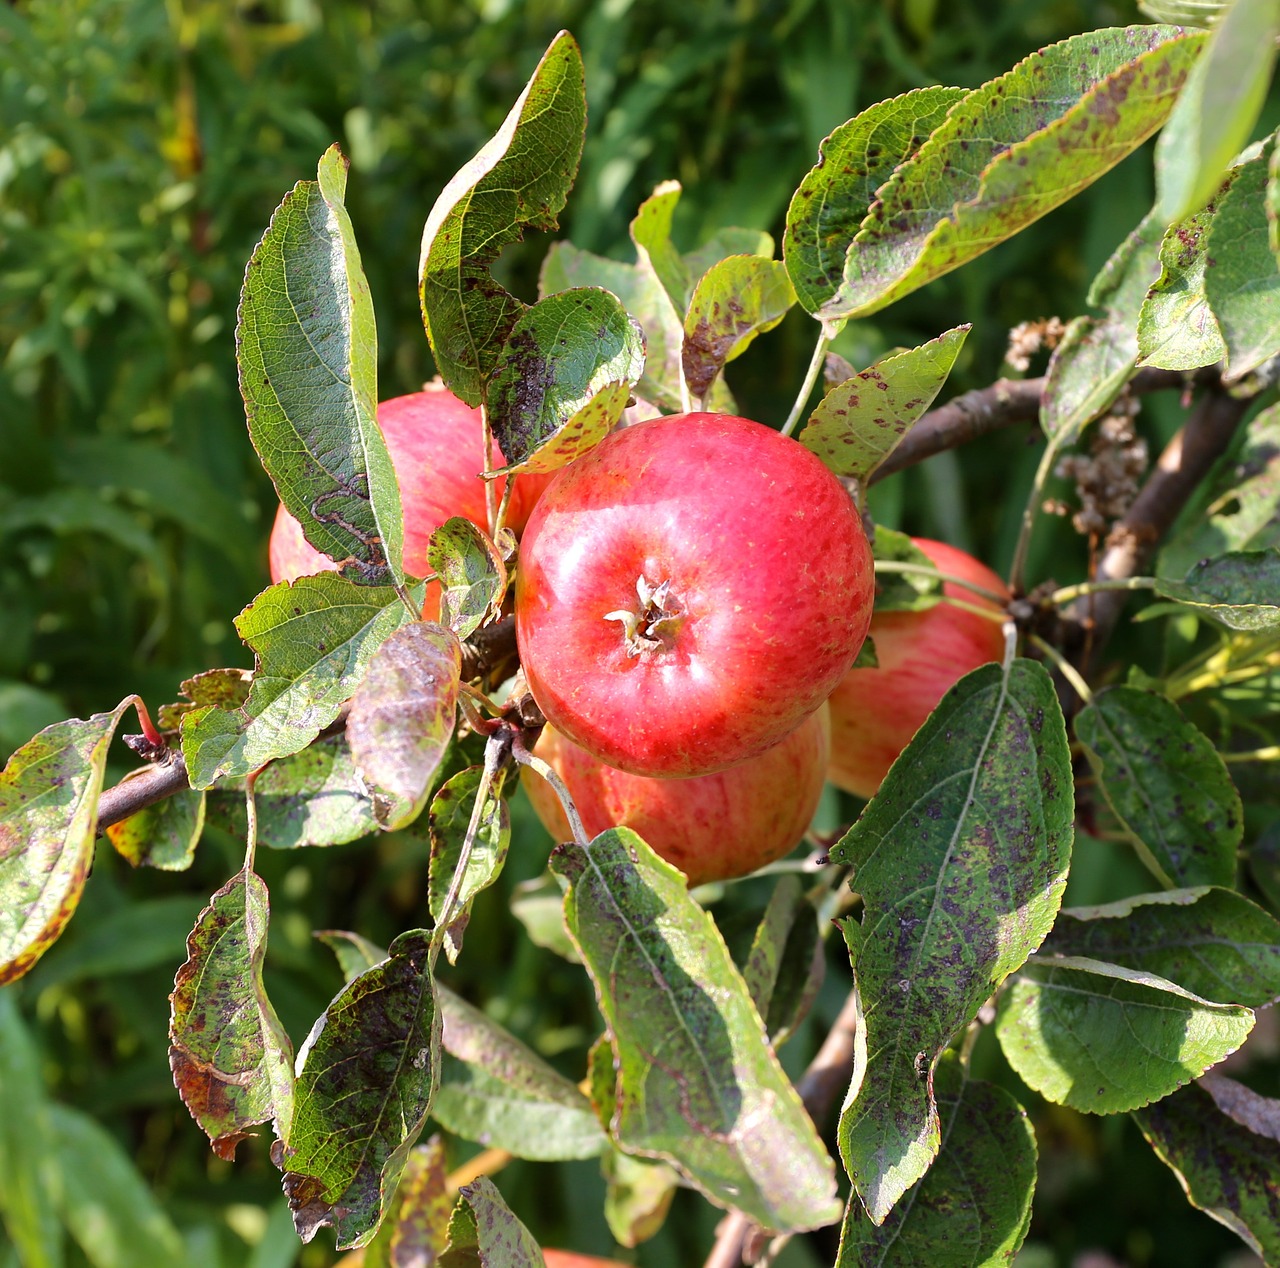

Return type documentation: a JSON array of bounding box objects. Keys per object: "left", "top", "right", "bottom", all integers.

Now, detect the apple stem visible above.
[
  {"left": 779, "top": 332, "right": 829, "bottom": 440},
  {"left": 492, "top": 476, "right": 517, "bottom": 539},
  {"left": 509, "top": 730, "right": 591, "bottom": 848},
  {"left": 1028, "top": 632, "right": 1093, "bottom": 704},
  {"left": 872, "top": 559, "right": 1008, "bottom": 606}
]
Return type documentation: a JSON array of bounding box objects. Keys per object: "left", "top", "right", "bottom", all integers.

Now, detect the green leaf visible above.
[
  {"left": 823, "top": 27, "right": 1203, "bottom": 322},
  {"left": 1137, "top": 170, "right": 1236, "bottom": 371},
  {"left": 281, "top": 928, "right": 440, "bottom": 1250},
  {"left": 157, "top": 668, "right": 253, "bottom": 732},
  {"left": 346, "top": 622, "right": 462, "bottom": 831},
  {"left": 427, "top": 518, "right": 507, "bottom": 641},
  {"left": 602, "top": 1149, "right": 679, "bottom": 1248},
  {"left": 742, "top": 874, "right": 823, "bottom": 1046},
  {"left": 1134, "top": 1073, "right": 1280, "bottom": 1260},
  {"left": 169, "top": 869, "right": 295, "bottom": 1160},
  {"left": 0, "top": 698, "right": 133, "bottom": 984},
  {"left": 1204, "top": 136, "right": 1280, "bottom": 381},
  {"left": 181, "top": 575, "right": 416, "bottom": 789},
  {"left": 681, "top": 256, "right": 795, "bottom": 402},
  {"left": 1157, "top": 549, "right": 1280, "bottom": 629},
  {"left": 783, "top": 87, "right": 967, "bottom": 323},
  {"left": 629, "top": 179, "right": 691, "bottom": 315},
  {"left": 1041, "top": 887, "right": 1280, "bottom": 1008},
  {"left": 0, "top": 992, "right": 63, "bottom": 1268},
  {"left": 238, "top": 145, "right": 400, "bottom": 584},
  {"left": 1270, "top": 141, "right": 1280, "bottom": 265},
  {"left": 550, "top": 827, "right": 842, "bottom": 1232},
  {"left": 683, "top": 226, "right": 774, "bottom": 289},
  {"left": 315, "top": 929, "right": 387, "bottom": 983},
  {"left": 366, "top": 1136, "right": 451, "bottom": 1268},
  {"left": 1160, "top": 401, "right": 1280, "bottom": 573},
  {"left": 835, "top": 1056, "right": 1036, "bottom": 1266},
  {"left": 487, "top": 288, "right": 644, "bottom": 473},
  {"left": 1074, "top": 686, "right": 1241, "bottom": 888},
  {"left": 1154, "top": 0, "right": 1280, "bottom": 224},
  {"left": 50, "top": 1104, "right": 188, "bottom": 1268},
  {"left": 419, "top": 32, "right": 586, "bottom": 404},
  {"left": 870, "top": 527, "right": 943, "bottom": 613},
  {"left": 996, "top": 954, "right": 1253, "bottom": 1112},
  {"left": 427, "top": 766, "right": 510, "bottom": 965},
  {"left": 829, "top": 659, "right": 1072, "bottom": 1224},
  {"left": 1040, "top": 211, "right": 1165, "bottom": 442},
  {"left": 105, "top": 788, "right": 204, "bottom": 871},
  {"left": 508, "top": 874, "right": 580, "bottom": 964},
  {"left": 208, "top": 735, "right": 378, "bottom": 850},
  {"left": 440, "top": 1177, "right": 544, "bottom": 1266},
  {"left": 433, "top": 984, "right": 606, "bottom": 1161},
  {"left": 799, "top": 326, "right": 969, "bottom": 480}
]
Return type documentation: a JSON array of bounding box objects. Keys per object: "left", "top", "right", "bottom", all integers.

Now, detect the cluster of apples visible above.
[{"left": 270, "top": 388, "right": 1009, "bottom": 886}]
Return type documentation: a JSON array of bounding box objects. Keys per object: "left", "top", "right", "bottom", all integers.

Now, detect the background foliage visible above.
[{"left": 1, "top": 1, "right": 1277, "bottom": 1265}]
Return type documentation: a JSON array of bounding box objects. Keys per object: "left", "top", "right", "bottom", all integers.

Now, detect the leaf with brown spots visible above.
[
  {"left": 239, "top": 145, "right": 402, "bottom": 585},
  {"left": 439, "top": 1177, "right": 544, "bottom": 1265},
  {"left": 346, "top": 623, "right": 462, "bottom": 832},
  {"left": 1135, "top": 1075, "right": 1280, "bottom": 1263},
  {"left": 427, "top": 517, "right": 508, "bottom": 642},
  {"left": 1156, "top": 548, "right": 1280, "bottom": 630},
  {"left": 798, "top": 325, "right": 969, "bottom": 480},
  {"left": 829, "top": 659, "right": 1072, "bottom": 1224},
  {"left": 169, "top": 868, "right": 294, "bottom": 1160},
  {"left": 488, "top": 288, "right": 644, "bottom": 474},
  {"left": 550, "top": 827, "right": 842, "bottom": 1233},
  {"left": 418, "top": 32, "right": 586, "bottom": 405},
  {"left": 823, "top": 27, "right": 1204, "bottom": 322},
  {"left": 0, "top": 697, "right": 135, "bottom": 984},
  {"left": 106, "top": 787, "right": 205, "bottom": 871},
  {"left": 681, "top": 255, "right": 795, "bottom": 402}
]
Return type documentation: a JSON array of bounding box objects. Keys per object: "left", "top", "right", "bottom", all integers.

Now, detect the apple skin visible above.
[
  {"left": 514, "top": 413, "right": 873, "bottom": 778},
  {"left": 268, "top": 384, "right": 552, "bottom": 614},
  {"left": 523, "top": 703, "right": 829, "bottom": 887},
  {"left": 826, "top": 536, "right": 1009, "bottom": 799},
  {"left": 541, "top": 1252, "right": 629, "bottom": 1268}
]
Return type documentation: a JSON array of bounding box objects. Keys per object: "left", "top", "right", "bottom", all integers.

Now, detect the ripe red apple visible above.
[
  {"left": 541, "top": 1252, "right": 629, "bottom": 1268},
  {"left": 514, "top": 412, "right": 873, "bottom": 778},
  {"left": 523, "top": 703, "right": 829, "bottom": 886},
  {"left": 826, "top": 536, "right": 1009, "bottom": 799},
  {"left": 268, "top": 384, "right": 552, "bottom": 615}
]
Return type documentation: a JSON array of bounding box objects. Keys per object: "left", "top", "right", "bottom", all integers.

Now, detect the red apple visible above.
[
  {"left": 514, "top": 413, "right": 873, "bottom": 778},
  {"left": 541, "top": 1252, "right": 629, "bottom": 1268},
  {"left": 523, "top": 704, "right": 829, "bottom": 886},
  {"left": 826, "top": 536, "right": 1009, "bottom": 799},
  {"left": 268, "top": 383, "right": 552, "bottom": 616}
]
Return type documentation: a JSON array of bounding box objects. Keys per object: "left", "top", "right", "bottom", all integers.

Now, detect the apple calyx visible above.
[{"left": 604, "top": 573, "right": 684, "bottom": 656}]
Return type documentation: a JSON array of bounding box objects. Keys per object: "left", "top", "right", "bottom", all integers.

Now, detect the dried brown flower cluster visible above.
[
  {"left": 1046, "top": 398, "right": 1149, "bottom": 538},
  {"left": 1004, "top": 316, "right": 1067, "bottom": 372}
]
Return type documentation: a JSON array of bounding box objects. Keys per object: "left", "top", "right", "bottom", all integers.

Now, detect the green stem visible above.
[
  {"left": 243, "top": 766, "right": 264, "bottom": 874},
  {"left": 510, "top": 732, "right": 590, "bottom": 848},
  {"left": 1222, "top": 746, "right": 1280, "bottom": 763},
  {"left": 1048, "top": 576, "right": 1160, "bottom": 606},
  {"left": 394, "top": 581, "right": 420, "bottom": 620},
  {"left": 779, "top": 332, "right": 829, "bottom": 439},
  {"left": 1009, "top": 438, "right": 1061, "bottom": 595},
  {"left": 1029, "top": 633, "right": 1093, "bottom": 704},
  {"left": 872, "top": 559, "right": 1009, "bottom": 606},
  {"left": 492, "top": 474, "right": 517, "bottom": 540},
  {"left": 480, "top": 402, "right": 499, "bottom": 537}
]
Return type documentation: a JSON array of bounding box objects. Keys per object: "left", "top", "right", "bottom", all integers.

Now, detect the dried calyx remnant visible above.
[{"left": 605, "top": 574, "right": 685, "bottom": 656}]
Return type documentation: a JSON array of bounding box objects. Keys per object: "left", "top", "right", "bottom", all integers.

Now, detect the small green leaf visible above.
[
  {"left": 1134, "top": 1073, "right": 1280, "bottom": 1261},
  {"left": 1041, "top": 211, "right": 1165, "bottom": 442},
  {"left": 1204, "top": 137, "right": 1280, "bottom": 381},
  {"left": 823, "top": 27, "right": 1202, "bottom": 321},
  {"left": 427, "top": 518, "right": 507, "bottom": 641},
  {"left": 1157, "top": 549, "right": 1280, "bottom": 629},
  {"left": 871, "top": 527, "right": 943, "bottom": 613},
  {"left": 1137, "top": 170, "right": 1236, "bottom": 371},
  {"left": 487, "top": 288, "right": 644, "bottom": 473},
  {"left": 50, "top": 1104, "right": 188, "bottom": 1268},
  {"left": 181, "top": 575, "right": 417, "bottom": 789},
  {"left": 683, "top": 226, "right": 774, "bottom": 288},
  {"left": 742, "top": 874, "right": 823, "bottom": 1046},
  {"left": 995, "top": 954, "right": 1253, "bottom": 1112},
  {"left": 169, "top": 869, "right": 295, "bottom": 1160},
  {"left": 550, "top": 827, "right": 842, "bottom": 1232},
  {"left": 602, "top": 1148, "right": 679, "bottom": 1248},
  {"left": 829, "top": 660, "right": 1072, "bottom": 1224},
  {"left": 835, "top": 1055, "right": 1036, "bottom": 1266},
  {"left": 681, "top": 256, "right": 795, "bottom": 402},
  {"left": 509, "top": 874, "right": 580, "bottom": 964},
  {"left": 208, "top": 735, "right": 378, "bottom": 850},
  {"left": 315, "top": 929, "right": 387, "bottom": 983},
  {"left": 441, "top": 1177, "right": 544, "bottom": 1266},
  {"left": 346, "top": 622, "right": 462, "bottom": 831},
  {"left": 1154, "top": 0, "right": 1280, "bottom": 224},
  {"left": 629, "top": 180, "right": 690, "bottom": 315},
  {"left": 427, "top": 766, "right": 510, "bottom": 965},
  {"left": 281, "top": 929, "right": 440, "bottom": 1250},
  {"left": 783, "top": 87, "right": 967, "bottom": 322},
  {"left": 419, "top": 32, "right": 586, "bottom": 404},
  {"left": 238, "top": 145, "right": 400, "bottom": 584},
  {"left": 1042, "top": 887, "right": 1280, "bottom": 1008},
  {"left": 433, "top": 984, "right": 606, "bottom": 1161},
  {"left": 1075, "top": 686, "right": 1241, "bottom": 888},
  {"left": 157, "top": 668, "right": 253, "bottom": 731},
  {"left": 799, "top": 326, "right": 969, "bottom": 479},
  {"left": 105, "top": 788, "right": 204, "bottom": 871},
  {"left": 0, "top": 697, "right": 133, "bottom": 984}
]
